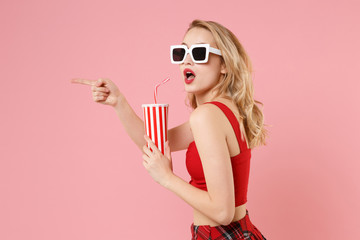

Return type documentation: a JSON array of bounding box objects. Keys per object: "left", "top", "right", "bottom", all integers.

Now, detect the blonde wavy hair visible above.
[{"left": 185, "top": 19, "right": 269, "bottom": 149}]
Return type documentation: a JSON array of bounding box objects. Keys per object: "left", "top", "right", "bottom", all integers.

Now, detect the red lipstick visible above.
[{"left": 183, "top": 68, "right": 196, "bottom": 84}]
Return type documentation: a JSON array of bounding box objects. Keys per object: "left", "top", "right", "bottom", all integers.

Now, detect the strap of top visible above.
[{"left": 204, "top": 101, "right": 248, "bottom": 152}]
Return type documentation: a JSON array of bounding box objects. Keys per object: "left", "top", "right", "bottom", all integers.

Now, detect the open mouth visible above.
[
  {"left": 186, "top": 72, "right": 195, "bottom": 80},
  {"left": 184, "top": 68, "right": 196, "bottom": 82}
]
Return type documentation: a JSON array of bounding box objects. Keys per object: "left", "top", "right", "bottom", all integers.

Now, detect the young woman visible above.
[{"left": 72, "top": 19, "right": 268, "bottom": 240}]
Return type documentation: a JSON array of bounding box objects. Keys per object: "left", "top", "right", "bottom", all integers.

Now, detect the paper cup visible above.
[{"left": 142, "top": 104, "right": 169, "bottom": 155}]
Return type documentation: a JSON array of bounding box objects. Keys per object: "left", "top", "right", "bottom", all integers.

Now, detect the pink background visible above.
[{"left": 1, "top": 0, "right": 359, "bottom": 239}]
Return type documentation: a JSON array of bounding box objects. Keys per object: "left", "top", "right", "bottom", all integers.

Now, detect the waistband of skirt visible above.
[{"left": 191, "top": 209, "right": 250, "bottom": 229}]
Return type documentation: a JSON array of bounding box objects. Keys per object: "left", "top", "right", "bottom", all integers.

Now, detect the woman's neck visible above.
[
  {"left": 195, "top": 91, "right": 229, "bottom": 106},
  {"left": 195, "top": 90, "right": 219, "bottom": 106}
]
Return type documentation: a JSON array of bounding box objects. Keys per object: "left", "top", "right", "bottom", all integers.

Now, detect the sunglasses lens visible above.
[
  {"left": 192, "top": 47, "right": 207, "bottom": 61},
  {"left": 172, "top": 48, "right": 186, "bottom": 62}
]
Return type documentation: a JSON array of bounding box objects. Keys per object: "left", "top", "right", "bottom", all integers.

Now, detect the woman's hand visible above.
[
  {"left": 142, "top": 135, "right": 173, "bottom": 187},
  {"left": 71, "top": 78, "right": 123, "bottom": 107}
]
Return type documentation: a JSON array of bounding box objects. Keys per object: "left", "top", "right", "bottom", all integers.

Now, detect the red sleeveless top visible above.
[{"left": 185, "top": 101, "right": 251, "bottom": 207}]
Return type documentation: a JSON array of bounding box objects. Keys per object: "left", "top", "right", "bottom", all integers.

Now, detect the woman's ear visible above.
[{"left": 220, "top": 62, "right": 228, "bottom": 74}]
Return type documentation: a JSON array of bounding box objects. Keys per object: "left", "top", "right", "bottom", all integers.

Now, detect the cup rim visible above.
[{"left": 142, "top": 104, "right": 169, "bottom": 107}]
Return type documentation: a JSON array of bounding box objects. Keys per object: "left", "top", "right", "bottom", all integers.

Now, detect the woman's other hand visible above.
[
  {"left": 71, "top": 78, "right": 123, "bottom": 107},
  {"left": 142, "top": 135, "right": 173, "bottom": 187}
]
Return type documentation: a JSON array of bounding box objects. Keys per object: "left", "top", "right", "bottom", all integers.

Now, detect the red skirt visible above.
[{"left": 190, "top": 210, "right": 266, "bottom": 240}]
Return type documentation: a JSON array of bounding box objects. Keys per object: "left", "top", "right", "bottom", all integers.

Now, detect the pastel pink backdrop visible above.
[{"left": 1, "top": 0, "right": 359, "bottom": 239}]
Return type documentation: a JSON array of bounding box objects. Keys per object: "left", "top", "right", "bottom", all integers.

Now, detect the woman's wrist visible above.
[
  {"left": 113, "top": 94, "right": 126, "bottom": 109},
  {"left": 162, "top": 172, "right": 176, "bottom": 189}
]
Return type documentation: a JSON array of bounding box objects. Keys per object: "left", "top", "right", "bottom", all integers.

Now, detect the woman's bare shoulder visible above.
[{"left": 189, "top": 104, "right": 226, "bottom": 130}]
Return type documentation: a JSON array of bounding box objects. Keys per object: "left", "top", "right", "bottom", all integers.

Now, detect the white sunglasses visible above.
[{"left": 170, "top": 44, "right": 222, "bottom": 64}]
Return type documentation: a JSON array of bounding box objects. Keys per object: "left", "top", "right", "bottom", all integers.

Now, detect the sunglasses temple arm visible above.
[{"left": 209, "top": 47, "right": 222, "bottom": 56}]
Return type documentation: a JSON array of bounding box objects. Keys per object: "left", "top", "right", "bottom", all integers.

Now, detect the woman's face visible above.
[{"left": 180, "top": 27, "right": 226, "bottom": 96}]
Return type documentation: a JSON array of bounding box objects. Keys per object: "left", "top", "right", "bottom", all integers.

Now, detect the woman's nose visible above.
[{"left": 183, "top": 52, "right": 194, "bottom": 65}]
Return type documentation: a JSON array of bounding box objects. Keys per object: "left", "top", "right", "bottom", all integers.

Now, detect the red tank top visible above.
[{"left": 185, "top": 101, "right": 251, "bottom": 207}]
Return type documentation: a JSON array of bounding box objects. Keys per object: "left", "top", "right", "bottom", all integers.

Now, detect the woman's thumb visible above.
[{"left": 96, "top": 78, "right": 105, "bottom": 87}]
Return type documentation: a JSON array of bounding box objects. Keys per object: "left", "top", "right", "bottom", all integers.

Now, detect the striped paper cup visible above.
[{"left": 142, "top": 104, "right": 169, "bottom": 155}]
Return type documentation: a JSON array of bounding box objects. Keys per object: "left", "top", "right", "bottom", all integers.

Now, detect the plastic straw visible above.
[{"left": 154, "top": 77, "right": 170, "bottom": 104}]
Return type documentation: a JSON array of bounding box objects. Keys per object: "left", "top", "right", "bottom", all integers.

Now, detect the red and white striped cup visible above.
[{"left": 142, "top": 104, "right": 169, "bottom": 155}]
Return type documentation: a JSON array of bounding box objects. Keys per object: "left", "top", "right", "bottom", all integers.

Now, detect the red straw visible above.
[{"left": 154, "top": 77, "right": 170, "bottom": 104}]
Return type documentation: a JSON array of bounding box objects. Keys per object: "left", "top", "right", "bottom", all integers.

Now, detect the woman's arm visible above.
[
  {"left": 113, "top": 96, "right": 146, "bottom": 151},
  {"left": 167, "top": 121, "right": 193, "bottom": 152},
  {"left": 164, "top": 104, "right": 235, "bottom": 225},
  {"left": 71, "top": 78, "right": 192, "bottom": 153}
]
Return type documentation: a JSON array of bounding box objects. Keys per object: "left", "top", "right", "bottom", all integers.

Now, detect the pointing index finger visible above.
[{"left": 71, "top": 78, "right": 96, "bottom": 86}]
